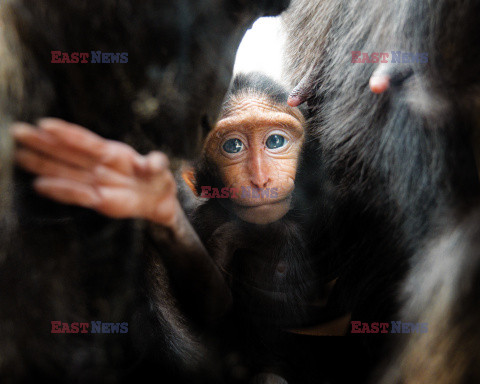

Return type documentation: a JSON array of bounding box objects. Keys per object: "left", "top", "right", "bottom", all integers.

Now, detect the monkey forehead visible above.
[
  {"left": 222, "top": 95, "right": 305, "bottom": 123},
  {"left": 212, "top": 97, "right": 305, "bottom": 137}
]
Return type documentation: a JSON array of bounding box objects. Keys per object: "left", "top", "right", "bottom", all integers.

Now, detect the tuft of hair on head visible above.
[
  {"left": 220, "top": 72, "right": 306, "bottom": 124},
  {"left": 230, "top": 72, "right": 289, "bottom": 103}
]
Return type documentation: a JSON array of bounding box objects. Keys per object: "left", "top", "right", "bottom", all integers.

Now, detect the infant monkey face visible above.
[{"left": 207, "top": 97, "right": 305, "bottom": 224}]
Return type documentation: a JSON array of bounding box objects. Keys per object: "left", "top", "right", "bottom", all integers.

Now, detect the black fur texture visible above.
[
  {"left": 0, "top": 1, "right": 290, "bottom": 382},
  {"left": 282, "top": 0, "right": 480, "bottom": 382}
]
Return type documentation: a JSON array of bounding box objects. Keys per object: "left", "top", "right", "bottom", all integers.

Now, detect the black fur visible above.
[
  {"left": 378, "top": 207, "right": 480, "bottom": 383},
  {"left": 225, "top": 72, "right": 290, "bottom": 108},
  {"left": 0, "top": 1, "right": 290, "bottom": 382},
  {"left": 190, "top": 73, "right": 346, "bottom": 384},
  {"left": 282, "top": 0, "right": 480, "bottom": 381}
]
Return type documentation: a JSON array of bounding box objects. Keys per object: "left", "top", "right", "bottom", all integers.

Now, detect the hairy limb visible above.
[
  {"left": 13, "top": 118, "right": 231, "bottom": 323},
  {"left": 148, "top": 208, "right": 233, "bottom": 325}
]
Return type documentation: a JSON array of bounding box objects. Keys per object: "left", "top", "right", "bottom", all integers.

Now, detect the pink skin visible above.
[
  {"left": 287, "top": 72, "right": 313, "bottom": 107},
  {"left": 12, "top": 118, "right": 180, "bottom": 227},
  {"left": 369, "top": 74, "right": 390, "bottom": 94},
  {"left": 287, "top": 95, "right": 304, "bottom": 108}
]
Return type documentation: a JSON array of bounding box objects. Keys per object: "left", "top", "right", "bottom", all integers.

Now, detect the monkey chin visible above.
[{"left": 233, "top": 197, "right": 291, "bottom": 225}]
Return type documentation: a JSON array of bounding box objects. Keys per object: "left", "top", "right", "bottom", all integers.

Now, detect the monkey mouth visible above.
[
  {"left": 233, "top": 195, "right": 291, "bottom": 210},
  {"left": 232, "top": 197, "right": 292, "bottom": 224},
  {"left": 233, "top": 195, "right": 291, "bottom": 208}
]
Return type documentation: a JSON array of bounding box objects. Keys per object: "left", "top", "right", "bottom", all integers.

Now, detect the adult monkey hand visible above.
[{"left": 12, "top": 118, "right": 181, "bottom": 227}]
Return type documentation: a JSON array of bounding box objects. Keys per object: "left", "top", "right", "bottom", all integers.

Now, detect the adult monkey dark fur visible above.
[
  {"left": 13, "top": 72, "right": 331, "bottom": 383},
  {"left": 378, "top": 208, "right": 480, "bottom": 384},
  {"left": 282, "top": 0, "right": 480, "bottom": 382},
  {"left": 0, "top": 1, "right": 291, "bottom": 382}
]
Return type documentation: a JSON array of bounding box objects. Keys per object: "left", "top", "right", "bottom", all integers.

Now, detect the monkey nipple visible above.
[{"left": 369, "top": 75, "right": 390, "bottom": 94}]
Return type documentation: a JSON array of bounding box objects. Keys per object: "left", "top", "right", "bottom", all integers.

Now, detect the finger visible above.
[
  {"left": 145, "top": 151, "right": 170, "bottom": 174},
  {"left": 35, "top": 177, "right": 160, "bottom": 220},
  {"left": 34, "top": 177, "right": 101, "bottom": 209},
  {"left": 94, "top": 187, "right": 145, "bottom": 218},
  {"left": 38, "top": 118, "right": 140, "bottom": 175},
  {"left": 37, "top": 118, "right": 108, "bottom": 159},
  {"left": 12, "top": 123, "right": 101, "bottom": 170},
  {"left": 16, "top": 148, "right": 133, "bottom": 188},
  {"left": 93, "top": 141, "right": 139, "bottom": 175},
  {"left": 132, "top": 156, "right": 148, "bottom": 175},
  {"left": 93, "top": 164, "right": 136, "bottom": 187},
  {"left": 133, "top": 151, "right": 170, "bottom": 178},
  {"left": 146, "top": 164, "right": 177, "bottom": 199},
  {"left": 95, "top": 183, "right": 176, "bottom": 220},
  {"left": 16, "top": 149, "right": 95, "bottom": 184}
]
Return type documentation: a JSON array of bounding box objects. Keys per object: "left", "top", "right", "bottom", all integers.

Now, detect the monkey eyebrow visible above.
[{"left": 214, "top": 113, "right": 305, "bottom": 138}]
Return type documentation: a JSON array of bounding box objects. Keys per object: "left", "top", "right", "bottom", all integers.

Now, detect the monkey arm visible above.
[
  {"left": 12, "top": 117, "right": 232, "bottom": 325},
  {"left": 147, "top": 205, "right": 233, "bottom": 326}
]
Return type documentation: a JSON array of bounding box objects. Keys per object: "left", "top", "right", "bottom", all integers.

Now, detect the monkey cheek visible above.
[{"left": 233, "top": 199, "right": 291, "bottom": 225}]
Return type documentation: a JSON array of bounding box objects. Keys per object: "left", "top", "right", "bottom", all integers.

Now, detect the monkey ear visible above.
[{"left": 181, "top": 167, "right": 198, "bottom": 197}]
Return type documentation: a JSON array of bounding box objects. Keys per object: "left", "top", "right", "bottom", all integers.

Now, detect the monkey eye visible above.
[
  {"left": 222, "top": 138, "right": 244, "bottom": 154},
  {"left": 265, "top": 134, "right": 287, "bottom": 149}
]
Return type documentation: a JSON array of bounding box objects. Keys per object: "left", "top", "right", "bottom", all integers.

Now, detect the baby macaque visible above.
[
  {"left": 13, "top": 73, "right": 341, "bottom": 383},
  {"left": 190, "top": 72, "right": 306, "bottom": 224}
]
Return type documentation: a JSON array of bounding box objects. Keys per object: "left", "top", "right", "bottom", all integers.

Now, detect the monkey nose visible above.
[
  {"left": 250, "top": 176, "right": 271, "bottom": 189},
  {"left": 248, "top": 152, "right": 271, "bottom": 188}
]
